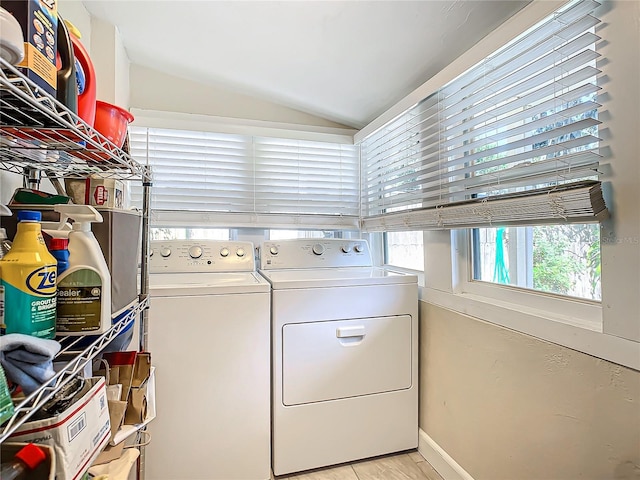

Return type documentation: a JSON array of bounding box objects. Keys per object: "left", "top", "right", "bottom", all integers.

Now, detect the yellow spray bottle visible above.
[{"left": 0, "top": 210, "right": 57, "bottom": 339}]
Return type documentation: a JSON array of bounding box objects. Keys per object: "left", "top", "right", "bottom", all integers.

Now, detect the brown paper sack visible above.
[
  {"left": 102, "top": 351, "right": 137, "bottom": 402},
  {"left": 107, "top": 400, "right": 128, "bottom": 442}
]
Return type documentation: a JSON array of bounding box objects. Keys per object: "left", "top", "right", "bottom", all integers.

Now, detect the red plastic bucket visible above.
[{"left": 94, "top": 101, "right": 134, "bottom": 148}]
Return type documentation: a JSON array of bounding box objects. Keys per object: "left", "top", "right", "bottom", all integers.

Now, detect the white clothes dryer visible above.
[
  {"left": 146, "top": 240, "right": 270, "bottom": 480},
  {"left": 259, "top": 239, "right": 418, "bottom": 476}
]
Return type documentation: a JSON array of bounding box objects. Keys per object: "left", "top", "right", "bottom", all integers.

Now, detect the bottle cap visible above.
[
  {"left": 49, "top": 238, "right": 69, "bottom": 250},
  {"left": 17, "top": 210, "right": 41, "bottom": 222},
  {"left": 14, "top": 443, "right": 47, "bottom": 469}
]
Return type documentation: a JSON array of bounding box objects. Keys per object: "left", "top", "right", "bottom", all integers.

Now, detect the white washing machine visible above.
[
  {"left": 259, "top": 238, "right": 418, "bottom": 476},
  {"left": 146, "top": 240, "right": 271, "bottom": 480}
]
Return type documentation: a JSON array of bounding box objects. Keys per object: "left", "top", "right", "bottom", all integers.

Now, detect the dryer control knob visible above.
[
  {"left": 312, "top": 243, "right": 325, "bottom": 255},
  {"left": 341, "top": 245, "right": 352, "bottom": 253},
  {"left": 354, "top": 244, "right": 364, "bottom": 253},
  {"left": 269, "top": 246, "right": 279, "bottom": 255},
  {"left": 160, "top": 247, "right": 171, "bottom": 258},
  {"left": 220, "top": 247, "right": 230, "bottom": 257},
  {"left": 236, "top": 248, "right": 245, "bottom": 257},
  {"left": 189, "top": 245, "right": 203, "bottom": 259}
]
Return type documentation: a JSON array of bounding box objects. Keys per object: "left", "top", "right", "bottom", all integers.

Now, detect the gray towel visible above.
[{"left": 0, "top": 334, "right": 61, "bottom": 395}]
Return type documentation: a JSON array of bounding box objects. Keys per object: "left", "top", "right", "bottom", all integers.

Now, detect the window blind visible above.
[
  {"left": 360, "top": 0, "right": 607, "bottom": 232},
  {"left": 129, "top": 127, "right": 360, "bottom": 229}
]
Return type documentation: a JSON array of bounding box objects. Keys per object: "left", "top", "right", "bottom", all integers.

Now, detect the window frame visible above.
[{"left": 421, "top": 229, "right": 639, "bottom": 370}]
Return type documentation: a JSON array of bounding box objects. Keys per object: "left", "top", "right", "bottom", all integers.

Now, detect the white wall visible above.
[
  {"left": 420, "top": 302, "right": 640, "bottom": 480},
  {"left": 597, "top": 0, "right": 640, "bottom": 342},
  {"left": 129, "top": 64, "right": 350, "bottom": 129},
  {"left": 58, "top": 0, "right": 91, "bottom": 53}
]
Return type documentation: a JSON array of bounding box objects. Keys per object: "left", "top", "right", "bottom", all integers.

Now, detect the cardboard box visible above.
[
  {"left": 65, "top": 176, "right": 125, "bottom": 209},
  {"left": 3, "top": 0, "right": 58, "bottom": 97},
  {"left": 10, "top": 377, "right": 111, "bottom": 480},
  {"left": 1, "top": 443, "right": 56, "bottom": 480}
]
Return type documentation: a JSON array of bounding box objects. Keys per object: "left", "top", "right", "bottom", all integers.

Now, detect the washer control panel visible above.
[
  {"left": 150, "top": 240, "right": 256, "bottom": 273},
  {"left": 260, "top": 238, "right": 372, "bottom": 269}
]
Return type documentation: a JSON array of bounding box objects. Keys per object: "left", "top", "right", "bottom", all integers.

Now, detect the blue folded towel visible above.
[{"left": 0, "top": 334, "right": 61, "bottom": 395}]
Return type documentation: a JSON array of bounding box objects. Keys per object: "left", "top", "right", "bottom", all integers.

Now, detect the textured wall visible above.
[{"left": 420, "top": 302, "right": 640, "bottom": 480}]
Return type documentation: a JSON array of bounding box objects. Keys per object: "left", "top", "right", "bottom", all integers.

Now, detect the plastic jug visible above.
[
  {"left": 56, "top": 13, "right": 77, "bottom": 114},
  {"left": 65, "top": 20, "right": 96, "bottom": 127},
  {"left": 0, "top": 210, "right": 57, "bottom": 339},
  {"left": 53, "top": 204, "right": 111, "bottom": 336}
]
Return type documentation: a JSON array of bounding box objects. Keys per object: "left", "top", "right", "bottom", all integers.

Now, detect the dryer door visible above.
[{"left": 282, "top": 315, "right": 412, "bottom": 406}]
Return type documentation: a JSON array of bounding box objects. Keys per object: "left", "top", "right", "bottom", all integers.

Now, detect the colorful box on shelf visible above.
[
  {"left": 3, "top": 0, "right": 58, "bottom": 97},
  {"left": 64, "top": 176, "right": 125, "bottom": 209},
  {"left": 9, "top": 376, "right": 110, "bottom": 480}
]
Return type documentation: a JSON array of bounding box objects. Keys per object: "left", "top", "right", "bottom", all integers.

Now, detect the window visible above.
[
  {"left": 385, "top": 231, "right": 424, "bottom": 270},
  {"left": 359, "top": 0, "right": 605, "bottom": 234},
  {"left": 150, "top": 227, "right": 229, "bottom": 241},
  {"left": 129, "top": 127, "right": 360, "bottom": 231},
  {"left": 357, "top": 0, "right": 640, "bottom": 370},
  {"left": 268, "top": 230, "right": 359, "bottom": 240},
  {"left": 269, "top": 230, "right": 327, "bottom": 240},
  {"left": 471, "top": 224, "right": 600, "bottom": 301},
  {"left": 362, "top": 0, "right": 606, "bottom": 292}
]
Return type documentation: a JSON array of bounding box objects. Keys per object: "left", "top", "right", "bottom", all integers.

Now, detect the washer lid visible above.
[
  {"left": 259, "top": 266, "right": 417, "bottom": 289},
  {"left": 149, "top": 272, "right": 270, "bottom": 296}
]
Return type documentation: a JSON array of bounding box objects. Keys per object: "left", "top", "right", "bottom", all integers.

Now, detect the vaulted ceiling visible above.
[{"left": 83, "top": 1, "right": 530, "bottom": 129}]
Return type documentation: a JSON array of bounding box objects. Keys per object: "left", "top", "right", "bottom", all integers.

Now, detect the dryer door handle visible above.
[{"left": 336, "top": 326, "right": 366, "bottom": 338}]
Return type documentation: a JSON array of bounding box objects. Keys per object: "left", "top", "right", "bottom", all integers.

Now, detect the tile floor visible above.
[{"left": 272, "top": 451, "right": 444, "bottom": 480}]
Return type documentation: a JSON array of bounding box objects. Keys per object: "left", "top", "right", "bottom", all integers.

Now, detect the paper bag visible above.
[
  {"left": 107, "top": 399, "right": 127, "bottom": 441},
  {"left": 110, "top": 367, "right": 156, "bottom": 446},
  {"left": 131, "top": 352, "right": 151, "bottom": 388},
  {"left": 124, "top": 353, "right": 152, "bottom": 425},
  {"left": 91, "top": 441, "right": 125, "bottom": 466},
  {"left": 102, "top": 351, "right": 137, "bottom": 401}
]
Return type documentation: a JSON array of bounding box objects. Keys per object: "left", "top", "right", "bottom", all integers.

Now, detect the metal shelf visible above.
[
  {"left": 0, "top": 295, "right": 149, "bottom": 443},
  {"left": 0, "top": 57, "right": 151, "bottom": 181},
  {"left": 0, "top": 60, "right": 153, "bottom": 477}
]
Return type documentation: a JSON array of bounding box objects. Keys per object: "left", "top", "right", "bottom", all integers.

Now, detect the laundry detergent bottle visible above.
[
  {"left": 53, "top": 204, "right": 111, "bottom": 335},
  {"left": 0, "top": 210, "right": 57, "bottom": 339}
]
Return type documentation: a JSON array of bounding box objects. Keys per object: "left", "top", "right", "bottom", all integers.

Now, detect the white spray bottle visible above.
[{"left": 53, "top": 204, "right": 112, "bottom": 335}]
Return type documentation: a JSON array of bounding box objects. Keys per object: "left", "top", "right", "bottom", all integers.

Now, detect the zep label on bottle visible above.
[{"left": 1, "top": 264, "right": 57, "bottom": 338}]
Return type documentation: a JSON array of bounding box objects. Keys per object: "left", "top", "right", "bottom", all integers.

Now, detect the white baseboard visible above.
[{"left": 417, "top": 429, "right": 475, "bottom": 480}]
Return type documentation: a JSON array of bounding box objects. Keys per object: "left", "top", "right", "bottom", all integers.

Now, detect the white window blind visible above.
[
  {"left": 129, "top": 127, "right": 360, "bottom": 228},
  {"left": 361, "top": 0, "right": 607, "bottom": 232},
  {"left": 253, "top": 137, "right": 359, "bottom": 215}
]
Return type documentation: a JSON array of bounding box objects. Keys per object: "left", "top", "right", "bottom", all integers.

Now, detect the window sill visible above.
[
  {"left": 421, "top": 286, "right": 640, "bottom": 370},
  {"left": 383, "top": 265, "right": 425, "bottom": 289}
]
